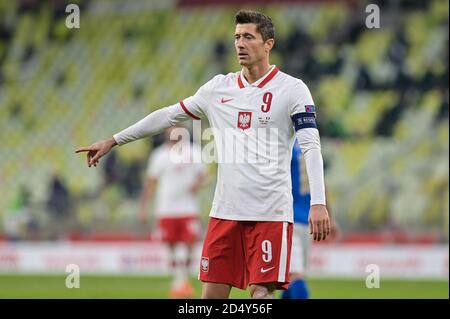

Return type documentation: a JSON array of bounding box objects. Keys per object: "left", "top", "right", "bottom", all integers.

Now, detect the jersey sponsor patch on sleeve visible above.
[
  {"left": 291, "top": 112, "right": 317, "bottom": 131},
  {"left": 305, "top": 105, "right": 316, "bottom": 113}
]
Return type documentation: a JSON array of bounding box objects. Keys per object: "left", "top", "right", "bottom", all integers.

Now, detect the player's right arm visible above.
[{"left": 75, "top": 78, "right": 215, "bottom": 167}]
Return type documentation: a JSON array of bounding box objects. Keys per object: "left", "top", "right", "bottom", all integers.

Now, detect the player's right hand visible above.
[{"left": 75, "top": 138, "right": 117, "bottom": 167}]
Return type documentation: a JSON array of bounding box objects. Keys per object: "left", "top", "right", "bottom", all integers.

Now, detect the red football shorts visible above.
[
  {"left": 157, "top": 215, "right": 200, "bottom": 244},
  {"left": 199, "top": 217, "right": 293, "bottom": 290}
]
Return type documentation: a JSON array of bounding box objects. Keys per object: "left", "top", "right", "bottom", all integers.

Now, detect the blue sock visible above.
[{"left": 286, "top": 278, "right": 309, "bottom": 299}]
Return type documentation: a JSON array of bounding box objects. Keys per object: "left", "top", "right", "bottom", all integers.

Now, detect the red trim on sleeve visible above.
[
  {"left": 180, "top": 100, "right": 201, "bottom": 120},
  {"left": 237, "top": 73, "right": 245, "bottom": 89},
  {"left": 257, "top": 67, "right": 279, "bottom": 88}
]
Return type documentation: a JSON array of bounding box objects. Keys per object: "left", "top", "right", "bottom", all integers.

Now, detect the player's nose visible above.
[{"left": 235, "top": 38, "right": 245, "bottom": 48}]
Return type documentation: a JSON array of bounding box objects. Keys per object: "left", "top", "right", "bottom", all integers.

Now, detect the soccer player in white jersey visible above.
[
  {"left": 139, "top": 125, "right": 208, "bottom": 298},
  {"left": 76, "top": 9, "right": 331, "bottom": 299}
]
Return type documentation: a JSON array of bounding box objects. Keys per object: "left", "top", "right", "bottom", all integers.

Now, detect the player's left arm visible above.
[
  {"left": 290, "top": 80, "right": 330, "bottom": 242},
  {"left": 297, "top": 128, "right": 330, "bottom": 242}
]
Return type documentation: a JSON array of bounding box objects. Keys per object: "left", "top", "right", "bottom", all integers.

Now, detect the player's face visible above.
[{"left": 234, "top": 23, "right": 273, "bottom": 67}]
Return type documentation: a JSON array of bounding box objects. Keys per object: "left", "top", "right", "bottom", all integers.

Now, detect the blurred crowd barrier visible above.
[
  {"left": 0, "top": 241, "right": 447, "bottom": 279},
  {"left": 0, "top": 0, "right": 448, "bottom": 241}
]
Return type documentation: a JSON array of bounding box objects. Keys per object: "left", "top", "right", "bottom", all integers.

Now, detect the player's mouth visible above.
[{"left": 238, "top": 52, "right": 249, "bottom": 58}]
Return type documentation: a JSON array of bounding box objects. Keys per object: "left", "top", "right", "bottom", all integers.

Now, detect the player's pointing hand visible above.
[{"left": 75, "top": 138, "right": 117, "bottom": 167}]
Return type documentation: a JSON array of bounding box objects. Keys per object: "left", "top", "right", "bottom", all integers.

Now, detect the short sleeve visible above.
[
  {"left": 289, "top": 80, "right": 318, "bottom": 131},
  {"left": 289, "top": 80, "right": 315, "bottom": 116},
  {"left": 180, "top": 77, "right": 217, "bottom": 120}
]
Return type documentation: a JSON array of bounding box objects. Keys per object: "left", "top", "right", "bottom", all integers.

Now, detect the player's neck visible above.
[{"left": 242, "top": 62, "right": 272, "bottom": 84}]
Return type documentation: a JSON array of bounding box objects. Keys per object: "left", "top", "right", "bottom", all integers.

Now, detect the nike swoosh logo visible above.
[
  {"left": 260, "top": 266, "right": 275, "bottom": 273},
  {"left": 221, "top": 98, "right": 233, "bottom": 103}
]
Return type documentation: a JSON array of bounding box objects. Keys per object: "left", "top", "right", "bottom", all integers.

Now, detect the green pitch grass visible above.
[{"left": 0, "top": 275, "right": 447, "bottom": 299}]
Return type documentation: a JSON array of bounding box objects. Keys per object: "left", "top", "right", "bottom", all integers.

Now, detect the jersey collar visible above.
[{"left": 237, "top": 65, "right": 279, "bottom": 89}]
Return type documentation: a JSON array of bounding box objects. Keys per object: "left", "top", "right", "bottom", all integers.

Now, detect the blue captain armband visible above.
[{"left": 291, "top": 112, "right": 317, "bottom": 131}]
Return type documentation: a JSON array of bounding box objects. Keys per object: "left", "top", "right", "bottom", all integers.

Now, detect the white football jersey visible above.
[
  {"left": 180, "top": 65, "right": 316, "bottom": 223},
  {"left": 147, "top": 142, "right": 206, "bottom": 217}
]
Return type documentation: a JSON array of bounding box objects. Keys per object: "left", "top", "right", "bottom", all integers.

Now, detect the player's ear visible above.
[{"left": 265, "top": 38, "right": 274, "bottom": 52}]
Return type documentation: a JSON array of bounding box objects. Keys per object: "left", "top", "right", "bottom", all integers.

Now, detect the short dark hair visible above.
[{"left": 235, "top": 9, "right": 275, "bottom": 42}]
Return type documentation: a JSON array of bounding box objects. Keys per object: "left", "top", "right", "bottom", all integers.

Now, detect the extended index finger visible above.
[{"left": 75, "top": 146, "right": 91, "bottom": 153}]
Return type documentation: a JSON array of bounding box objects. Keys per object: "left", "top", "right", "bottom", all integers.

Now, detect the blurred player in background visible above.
[
  {"left": 76, "top": 9, "right": 331, "bottom": 299},
  {"left": 282, "top": 142, "right": 339, "bottom": 299},
  {"left": 139, "top": 126, "right": 208, "bottom": 298}
]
